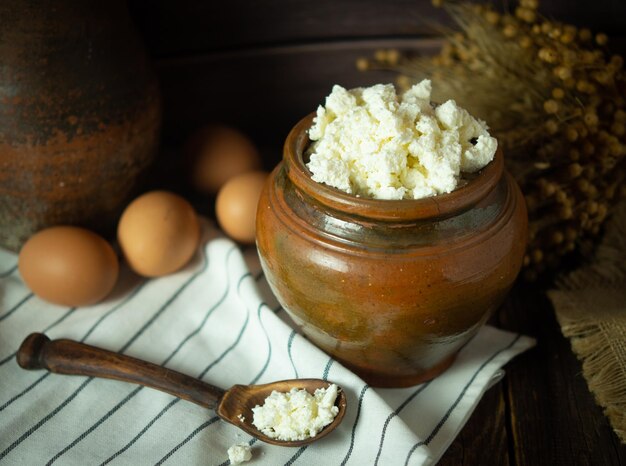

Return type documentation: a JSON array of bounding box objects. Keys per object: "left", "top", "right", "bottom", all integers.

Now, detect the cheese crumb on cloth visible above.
[
  {"left": 307, "top": 80, "right": 497, "bottom": 200},
  {"left": 0, "top": 221, "right": 534, "bottom": 465},
  {"left": 228, "top": 443, "right": 252, "bottom": 464}
]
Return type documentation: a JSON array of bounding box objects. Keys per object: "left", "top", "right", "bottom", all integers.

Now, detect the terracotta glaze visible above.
[{"left": 256, "top": 114, "right": 528, "bottom": 387}]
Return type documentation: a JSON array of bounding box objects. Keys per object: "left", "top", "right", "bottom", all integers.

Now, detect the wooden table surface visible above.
[{"left": 439, "top": 283, "right": 626, "bottom": 466}]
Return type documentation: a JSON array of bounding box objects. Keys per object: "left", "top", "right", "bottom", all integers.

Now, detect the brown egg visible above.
[
  {"left": 216, "top": 171, "right": 268, "bottom": 243},
  {"left": 118, "top": 190, "right": 200, "bottom": 277},
  {"left": 185, "top": 125, "right": 262, "bottom": 193},
  {"left": 18, "top": 226, "right": 119, "bottom": 307}
]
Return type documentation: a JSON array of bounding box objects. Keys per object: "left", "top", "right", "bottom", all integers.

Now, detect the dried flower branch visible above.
[{"left": 360, "top": 0, "right": 626, "bottom": 281}]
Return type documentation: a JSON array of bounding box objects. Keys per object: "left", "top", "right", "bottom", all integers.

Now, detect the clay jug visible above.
[{"left": 0, "top": 1, "right": 161, "bottom": 251}]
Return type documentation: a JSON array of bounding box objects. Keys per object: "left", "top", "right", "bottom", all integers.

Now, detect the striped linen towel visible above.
[{"left": 0, "top": 220, "right": 535, "bottom": 466}]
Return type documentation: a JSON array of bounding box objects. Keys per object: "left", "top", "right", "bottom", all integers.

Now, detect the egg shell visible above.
[
  {"left": 118, "top": 190, "right": 200, "bottom": 277},
  {"left": 186, "top": 125, "right": 262, "bottom": 193},
  {"left": 18, "top": 226, "right": 119, "bottom": 307},
  {"left": 216, "top": 171, "right": 268, "bottom": 243}
]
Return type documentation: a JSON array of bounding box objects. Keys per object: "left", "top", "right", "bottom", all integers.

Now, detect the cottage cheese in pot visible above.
[{"left": 306, "top": 79, "right": 497, "bottom": 200}]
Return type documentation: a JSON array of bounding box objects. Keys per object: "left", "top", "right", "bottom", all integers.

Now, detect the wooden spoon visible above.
[{"left": 16, "top": 332, "right": 347, "bottom": 447}]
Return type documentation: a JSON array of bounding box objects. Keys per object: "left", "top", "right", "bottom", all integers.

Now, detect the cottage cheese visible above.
[
  {"left": 251, "top": 384, "right": 339, "bottom": 441},
  {"left": 227, "top": 443, "right": 252, "bottom": 464},
  {"left": 306, "top": 80, "right": 497, "bottom": 200}
]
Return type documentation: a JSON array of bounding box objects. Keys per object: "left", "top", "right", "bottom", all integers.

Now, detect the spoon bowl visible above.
[
  {"left": 16, "top": 332, "right": 346, "bottom": 447},
  {"left": 218, "top": 379, "right": 346, "bottom": 446}
]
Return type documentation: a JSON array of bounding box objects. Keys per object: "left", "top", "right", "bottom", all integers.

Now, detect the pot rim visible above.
[{"left": 284, "top": 113, "right": 504, "bottom": 221}]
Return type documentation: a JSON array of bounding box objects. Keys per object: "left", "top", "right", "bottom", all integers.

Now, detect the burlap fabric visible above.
[{"left": 548, "top": 201, "right": 626, "bottom": 443}]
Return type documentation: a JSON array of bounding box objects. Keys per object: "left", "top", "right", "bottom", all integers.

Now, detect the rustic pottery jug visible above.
[
  {"left": 0, "top": 1, "right": 161, "bottom": 251},
  {"left": 256, "top": 114, "right": 528, "bottom": 387}
]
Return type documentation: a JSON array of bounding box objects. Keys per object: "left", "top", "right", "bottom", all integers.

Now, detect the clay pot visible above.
[
  {"left": 256, "top": 114, "right": 528, "bottom": 387},
  {"left": 0, "top": 1, "right": 161, "bottom": 251}
]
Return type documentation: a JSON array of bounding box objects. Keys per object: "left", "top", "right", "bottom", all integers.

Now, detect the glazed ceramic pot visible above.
[
  {"left": 0, "top": 0, "right": 161, "bottom": 251},
  {"left": 256, "top": 114, "right": 528, "bottom": 388}
]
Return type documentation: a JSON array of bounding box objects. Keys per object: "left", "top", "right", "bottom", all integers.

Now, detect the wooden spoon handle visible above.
[{"left": 17, "top": 333, "right": 225, "bottom": 410}]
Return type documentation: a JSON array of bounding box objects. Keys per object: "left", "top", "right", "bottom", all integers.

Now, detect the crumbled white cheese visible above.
[
  {"left": 227, "top": 443, "right": 252, "bottom": 464},
  {"left": 306, "top": 80, "right": 497, "bottom": 200},
  {"left": 251, "top": 384, "right": 339, "bottom": 441}
]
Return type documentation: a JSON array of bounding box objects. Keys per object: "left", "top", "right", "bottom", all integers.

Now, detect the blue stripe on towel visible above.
[
  {"left": 100, "top": 278, "right": 252, "bottom": 466},
  {"left": 403, "top": 334, "right": 522, "bottom": 466},
  {"left": 374, "top": 382, "right": 432, "bottom": 466},
  {"left": 341, "top": 384, "right": 371, "bottom": 466},
  {"left": 0, "top": 264, "right": 17, "bottom": 278},
  {"left": 0, "top": 293, "right": 33, "bottom": 322},
  {"left": 43, "top": 249, "right": 239, "bottom": 465},
  {"left": 155, "top": 296, "right": 276, "bottom": 464},
  {"left": 0, "top": 246, "right": 214, "bottom": 463}
]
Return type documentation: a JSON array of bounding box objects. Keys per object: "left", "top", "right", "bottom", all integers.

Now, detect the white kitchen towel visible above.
[{"left": 0, "top": 221, "right": 535, "bottom": 466}]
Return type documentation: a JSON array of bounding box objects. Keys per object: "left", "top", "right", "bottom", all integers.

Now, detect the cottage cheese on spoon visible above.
[
  {"left": 251, "top": 384, "right": 339, "bottom": 441},
  {"left": 306, "top": 79, "right": 497, "bottom": 200}
]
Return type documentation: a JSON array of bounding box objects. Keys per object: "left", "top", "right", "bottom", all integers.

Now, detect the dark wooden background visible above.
[
  {"left": 127, "top": 0, "right": 626, "bottom": 161},
  {"left": 126, "top": 1, "right": 626, "bottom": 464}
]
